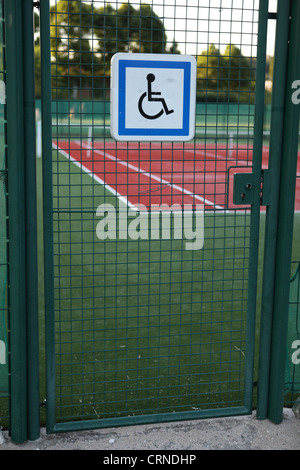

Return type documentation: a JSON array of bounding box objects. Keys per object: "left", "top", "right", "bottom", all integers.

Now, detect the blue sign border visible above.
[{"left": 118, "top": 59, "right": 191, "bottom": 137}]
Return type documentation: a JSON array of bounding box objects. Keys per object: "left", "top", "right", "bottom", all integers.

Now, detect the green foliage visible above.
[
  {"left": 34, "top": 1, "right": 258, "bottom": 103},
  {"left": 197, "top": 44, "right": 256, "bottom": 103},
  {"left": 47, "top": 0, "right": 169, "bottom": 99}
]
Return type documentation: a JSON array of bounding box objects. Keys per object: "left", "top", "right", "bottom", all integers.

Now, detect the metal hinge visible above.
[
  {"left": 268, "top": 12, "right": 277, "bottom": 20},
  {"left": 232, "top": 169, "right": 271, "bottom": 207},
  {"left": 260, "top": 169, "right": 271, "bottom": 207}
]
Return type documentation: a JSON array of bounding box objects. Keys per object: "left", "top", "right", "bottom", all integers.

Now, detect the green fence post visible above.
[
  {"left": 268, "top": 0, "right": 300, "bottom": 424},
  {"left": 257, "top": 0, "right": 291, "bottom": 420},
  {"left": 4, "top": 0, "right": 27, "bottom": 443},
  {"left": 40, "top": 0, "right": 55, "bottom": 434},
  {"left": 23, "top": 0, "right": 40, "bottom": 441},
  {"left": 244, "top": 0, "right": 269, "bottom": 412}
]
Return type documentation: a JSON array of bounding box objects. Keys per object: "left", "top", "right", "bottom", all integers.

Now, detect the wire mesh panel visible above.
[
  {"left": 285, "top": 262, "right": 300, "bottom": 400},
  {"left": 285, "top": 132, "right": 300, "bottom": 404},
  {"left": 45, "top": 0, "right": 266, "bottom": 430}
]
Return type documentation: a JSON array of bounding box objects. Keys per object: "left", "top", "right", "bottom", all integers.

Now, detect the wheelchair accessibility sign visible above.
[{"left": 110, "top": 53, "right": 196, "bottom": 141}]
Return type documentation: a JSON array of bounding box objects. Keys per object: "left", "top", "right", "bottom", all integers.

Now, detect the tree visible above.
[
  {"left": 49, "top": 1, "right": 170, "bottom": 99},
  {"left": 50, "top": 0, "right": 103, "bottom": 98},
  {"left": 197, "top": 44, "right": 227, "bottom": 91},
  {"left": 168, "top": 39, "right": 181, "bottom": 55},
  {"left": 222, "top": 44, "right": 255, "bottom": 92},
  {"left": 93, "top": 2, "right": 167, "bottom": 77},
  {"left": 196, "top": 44, "right": 255, "bottom": 102}
]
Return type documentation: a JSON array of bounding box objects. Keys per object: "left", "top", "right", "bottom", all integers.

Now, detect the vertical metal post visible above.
[
  {"left": 40, "top": 0, "right": 55, "bottom": 433},
  {"left": 5, "top": 0, "right": 39, "bottom": 443},
  {"left": 267, "top": 0, "right": 300, "bottom": 424},
  {"left": 4, "top": 0, "right": 27, "bottom": 443},
  {"left": 23, "top": 0, "right": 40, "bottom": 441},
  {"left": 257, "top": 0, "right": 291, "bottom": 420},
  {"left": 244, "top": 0, "right": 269, "bottom": 411}
]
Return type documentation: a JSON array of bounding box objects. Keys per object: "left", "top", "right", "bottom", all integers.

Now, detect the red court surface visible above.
[{"left": 53, "top": 140, "right": 300, "bottom": 212}]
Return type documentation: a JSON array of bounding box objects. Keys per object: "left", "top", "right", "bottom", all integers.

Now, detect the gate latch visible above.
[
  {"left": 233, "top": 173, "right": 255, "bottom": 205},
  {"left": 232, "top": 170, "right": 271, "bottom": 207}
]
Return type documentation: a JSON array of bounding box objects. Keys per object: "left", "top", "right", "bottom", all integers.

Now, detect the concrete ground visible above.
[{"left": 1, "top": 408, "right": 299, "bottom": 451}]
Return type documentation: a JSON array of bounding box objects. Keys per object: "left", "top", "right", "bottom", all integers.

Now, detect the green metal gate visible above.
[
  {"left": 3, "top": 0, "right": 300, "bottom": 442},
  {"left": 41, "top": 0, "right": 268, "bottom": 433}
]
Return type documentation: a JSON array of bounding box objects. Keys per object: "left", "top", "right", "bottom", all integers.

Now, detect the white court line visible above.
[
  {"left": 52, "top": 142, "right": 299, "bottom": 214},
  {"left": 185, "top": 146, "right": 251, "bottom": 166},
  {"left": 52, "top": 142, "right": 138, "bottom": 210},
  {"left": 79, "top": 140, "right": 224, "bottom": 210},
  {"left": 187, "top": 145, "right": 271, "bottom": 169}
]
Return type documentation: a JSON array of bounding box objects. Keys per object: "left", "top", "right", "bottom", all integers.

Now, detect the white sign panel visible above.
[{"left": 110, "top": 53, "right": 196, "bottom": 141}]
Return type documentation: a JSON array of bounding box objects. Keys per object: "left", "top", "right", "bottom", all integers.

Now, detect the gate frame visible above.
[
  {"left": 41, "top": 0, "right": 270, "bottom": 435},
  {"left": 262, "top": 0, "right": 300, "bottom": 424},
  {"left": 3, "top": 0, "right": 300, "bottom": 443},
  {"left": 257, "top": 0, "right": 300, "bottom": 423},
  {"left": 257, "top": 0, "right": 292, "bottom": 422},
  {"left": 4, "top": 0, "right": 39, "bottom": 443}
]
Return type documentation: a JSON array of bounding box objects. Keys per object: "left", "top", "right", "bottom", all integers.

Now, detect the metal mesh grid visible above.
[
  {"left": 285, "top": 261, "right": 300, "bottom": 402},
  {"left": 48, "top": 0, "right": 260, "bottom": 425}
]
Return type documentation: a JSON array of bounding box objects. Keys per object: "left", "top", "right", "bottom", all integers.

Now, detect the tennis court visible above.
[{"left": 52, "top": 131, "right": 300, "bottom": 213}]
